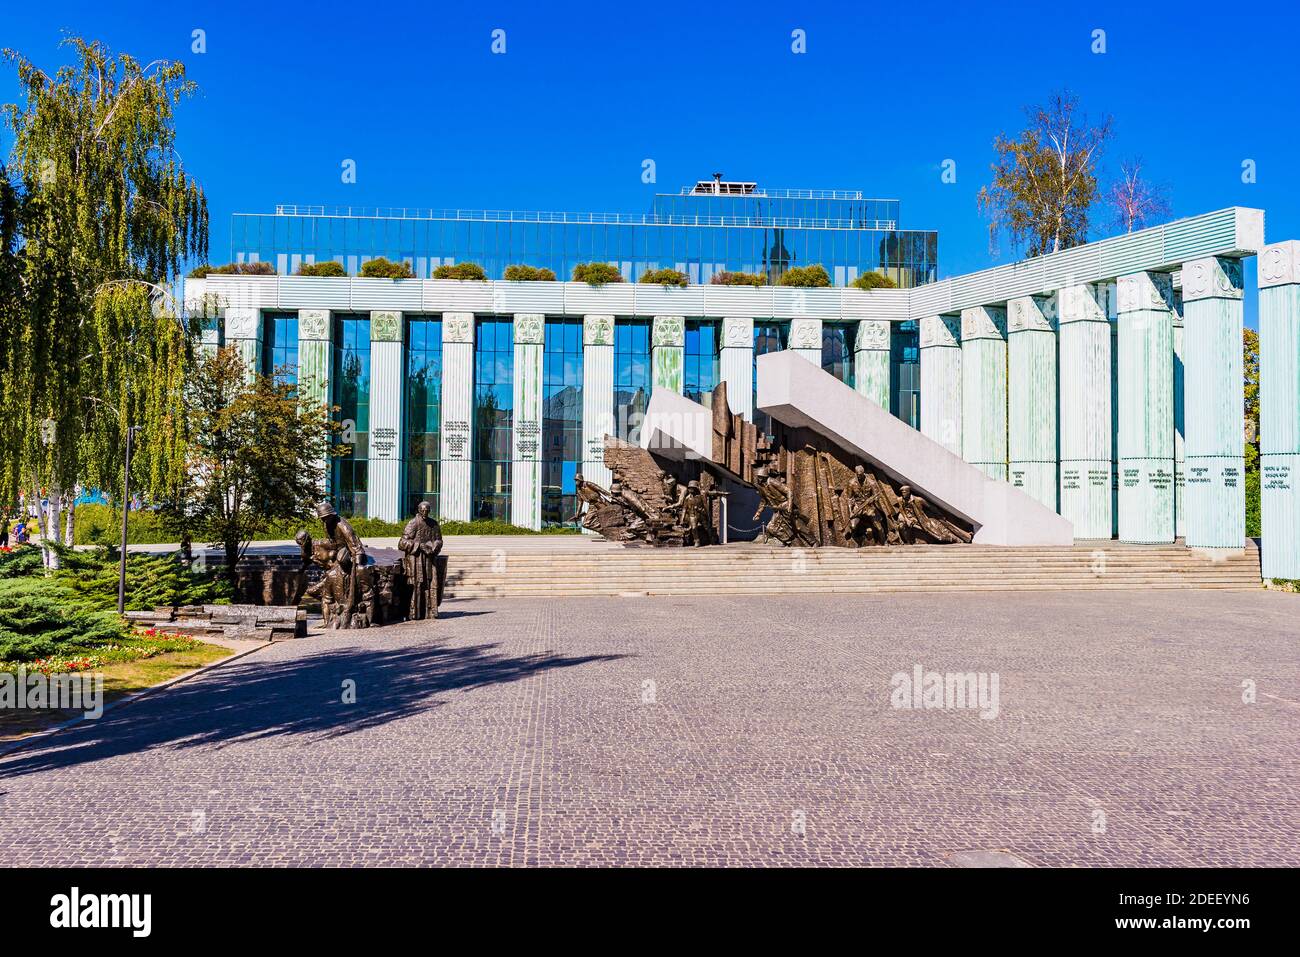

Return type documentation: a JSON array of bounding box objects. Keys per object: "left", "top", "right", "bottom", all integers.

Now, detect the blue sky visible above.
[{"left": 2, "top": 1, "right": 1296, "bottom": 324}]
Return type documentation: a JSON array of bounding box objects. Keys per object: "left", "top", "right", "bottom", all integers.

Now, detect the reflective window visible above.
[
  {"left": 891, "top": 320, "right": 920, "bottom": 429},
  {"left": 406, "top": 316, "right": 442, "bottom": 517},
  {"left": 542, "top": 318, "right": 583, "bottom": 527},
  {"left": 684, "top": 319, "right": 719, "bottom": 407},
  {"left": 753, "top": 322, "right": 787, "bottom": 437},
  {"left": 332, "top": 314, "right": 370, "bottom": 516},
  {"left": 262, "top": 312, "right": 298, "bottom": 383},
  {"left": 822, "top": 323, "right": 855, "bottom": 387},
  {"left": 473, "top": 318, "right": 513, "bottom": 521},
  {"left": 614, "top": 319, "right": 650, "bottom": 443}
]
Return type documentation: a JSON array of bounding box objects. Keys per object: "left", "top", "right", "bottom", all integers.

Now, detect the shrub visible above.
[
  {"left": 1245, "top": 443, "right": 1261, "bottom": 538},
  {"left": 777, "top": 265, "right": 832, "bottom": 288},
  {"left": 572, "top": 262, "right": 625, "bottom": 285},
  {"left": 638, "top": 268, "right": 689, "bottom": 287},
  {"left": 431, "top": 262, "right": 487, "bottom": 281},
  {"left": 710, "top": 271, "right": 766, "bottom": 287},
  {"left": 359, "top": 257, "right": 416, "bottom": 279},
  {"left": 188, "top": 262, "right": 276, "bottom": 278},
  {"left": 850, "top": 271, "right": 898, "bottom": 290},
  {"left": 297, "top": 260, "right": 347, "bottom": 277},
  {"left": 503, "top": 264, "right": 557, "bottom": 282}
]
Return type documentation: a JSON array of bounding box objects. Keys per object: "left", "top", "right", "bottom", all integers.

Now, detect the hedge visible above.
[
  {"left": 431, "top": 262, "right": 487, "bottom": 281},
  {"left": 503, "top": 264, "right": 556, "bottom": 282},
  {"left": 359, "top": 257, "right": 416, "bottom": 279},
  {"left": 777, "top": 265, "right": 832, "bottom": 288},
  {"left": 297, "top": 260, "right": 346, "bottom": 277},
  {"left": 638, "top": 268, "right": 689, "bottom": 287},
  {"left": 850, "top": 271, "right": 897, "bottom": 290},
  {"left": 572, "top": 262, "right": 624, "bottom": 285},
  {"left": 710, "top": 271, "right": 766, "bottom": 287}
]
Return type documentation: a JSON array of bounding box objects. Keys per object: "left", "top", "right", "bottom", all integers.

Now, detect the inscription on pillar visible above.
[
  {"left": 372, "top": 426, "right": 397, "bottom": 460},
  {"left": 443, "top": 420, "right": 470, "bottom": 460},
  {"left": 1263, "top": 462, "right": 1292, "bottom": 491},
  {"left": 516, "top": 419, "right": 540, "bottom": 460}
]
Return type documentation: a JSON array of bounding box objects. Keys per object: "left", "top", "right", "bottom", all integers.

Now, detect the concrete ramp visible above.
[
  {"left": 757, "top": 351, "right": 1074, "bottom": 545},
  {"left": 640, "top": 388, "right": 715, "bottom": 462}
]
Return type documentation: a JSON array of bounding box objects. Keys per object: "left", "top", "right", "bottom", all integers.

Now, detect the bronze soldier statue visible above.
[
  {"left": 660, "top": 471, "right": 688, "bottom": 521},
  {"left": 680, "top": 479, "right": 721, "bottom": 547},
  {"left": 754, "top": 466, "right": 805, "bottom": 546},
  {"left": 570, "top": 473, "right": 611, "bottom": 531},
  {"left": 896, "top": 484, "right": 972, "bottom": 545},
  {"left": 398, "top": 501, "right": 444, "bottom": 620},
  {"left": 845, "top": 464, "right": 888, "bottom": 547}
]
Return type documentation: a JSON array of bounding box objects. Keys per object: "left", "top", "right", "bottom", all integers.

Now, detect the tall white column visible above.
[
  {"left": 789, "top": 317, "right": 822, "bottom": 364},
  {"left": 439, "top": 312, "right": 474, "bottom": 522},
  {"left": 1181, "top": 256, "right": 1245, "bottom": 550},
  {"left": 1007, "top": 295, "right": 1058, "bottom": 510},
  {"left": 651, "top": 315, "right": 684, "bottom": 394},
  {"left": 854, "top": 320, "right": 890, "bottom": 409},
  {"left": 225, "top": 307, "right": 262, "bottom": 381},
  {"left": 511, "top": 314, "right": 544, "bottom": 530},
  {"left": 919, "top": 315, "right": 962, "bottom": 456},
  {"left": 960, "top": 305, "right": 1008, "bottom": 480},
  {"left": 1116, "top": 271, "right": 1176, "bottom": 544},
  {"left": 1058, "top": 283, "right": 1113, "bottom": 538},
  {"left": 719, "top": 317, "right": 755, "bottom": 419},
  {"left": 1259, "top": 241, "right": 1300, "bottom": 579},
  {"left": 1172, "top": 292, "right": 1186, "bottom": 538},
  {"left": 367, "top": 311, "right": 404, "bottom": 522},
  {"left": 298, "top": 309, "right": 332, "bottom": 489},
  {"left": 581, "top": 315, "right": 615, "bottom": 488}
]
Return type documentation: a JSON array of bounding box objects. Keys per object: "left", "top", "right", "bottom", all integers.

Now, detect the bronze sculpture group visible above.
[
  {"left": 296, "top": 501, "right": 445, "bottom": 630},
  {"left": 576, "top": 382, "right": 972, "bottom": 550}
]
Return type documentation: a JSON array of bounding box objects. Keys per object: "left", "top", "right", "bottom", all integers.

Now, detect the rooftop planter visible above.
[
  {"left": 572, "top": 262, "right": 625, "bottom": 286},
  {"left": 188, "top": 261, "right": 275, "bottom": 278},
  {"left": 296, "top": 260, "right": 346, "bottom": 277},
  {"left": 431, "top": 262, "right": 486, "bottom": 281},
  {"left": 502, "top": 264, "right": 556, "bottom": 282},
  {"left": 710, "top": 271, "right": 766, "bottom": 287},
  {"left": 360, "top": 257, "right": 416, "bottom": 279},
  {"left": 850, "top": 270, "right": 897, "bottom": 290},
  {"left": 638, "top": 268, "right": 689, "bottom": 288},
  {"left": 777, "top": 264, "right": 832, "bottom": 288}
]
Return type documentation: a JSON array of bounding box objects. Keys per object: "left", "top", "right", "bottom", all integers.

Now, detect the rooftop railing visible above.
[
  {"left": 269, "top": 205, "right": 900, "bottom": 231},
  {"left": 677, "top": 186, "right": 874, "bottom": 200}
]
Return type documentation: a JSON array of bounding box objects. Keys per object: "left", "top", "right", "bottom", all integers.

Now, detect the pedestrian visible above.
[
  {"left": 12, "top": 519, "right": 26, "bottom": 545},
  {"left": 0, "top": 514, "right": 9, "bottom": 548}
]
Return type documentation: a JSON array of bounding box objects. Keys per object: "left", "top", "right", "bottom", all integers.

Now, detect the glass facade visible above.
[
  {"left": 891, "top": 320, "right": 921, "bottom": 430},
  {"left": 542, "top": 318, "right": 583, "bottom": 527},
  {"left": 332, "top": 314, "right": 370, "bottom": 516},
  {"left": 683, "top": 319, "right": 719, "bottom": 408},
  {"left": 614, "top": 319, "right": 651, "bottom": 444},
  {"left": 262, "top": 312, "right": 298, "bottom": 383},
  {"left": 821, "top": 323, "right": 855, "bottom": 388},
  {"left": 406, "top": 316, "right": 442, "bottom": 517},
  {"left": 231, "top": 182, "right": 937, "bottom": 288},
  {"left": 473, "top": 318, "right": 514, "bottom": 521},
  {"left": 753, "top": 323, "right": 787, "bottom": 438}
]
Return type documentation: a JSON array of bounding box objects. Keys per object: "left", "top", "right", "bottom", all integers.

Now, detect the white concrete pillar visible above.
[
  {"left": 919, "top": 315, "right": 962, "bottom": 456},
  {"left": 1259, "top": 241, "right": 1300, "bottom": 579},
  {"left": 960, "top": 305, "right": 1008, "bottom": 480},
  {"left": 298, "top": 309, "right": 332, "bottom": 488},
  {"left": 511, "top": 314, "right": 545, "bottom": 530},
  {"left": 789, "top": 317, "right": 822, "bottom": 364},
  {"left": 853, "top": 320, "right": 891, "bottom": 410},
  {"left": 225, "top": 307, "right": 262, "bottom": 381},
  {"left": 367, "top": 311, "right": 404, "bottom": 522},
  {"left": 580, "top": 315, "right": 615, "bottom": 488},
  {"left": 651, "top": 316, "right": 684, "bottom": 394},
  {"left": 1058, "top": 283, "right": 1114, "bottom": 538},
  {"left": 1116, "top": 271, "right": 1176, "bottom": 544},
  {"left": 720, "top": 317, "right": 755, "bottom": 420},
  {"left": 1007, "top": 295, "right": 1058, "bottom": 510},
  {"left": 1172, "top": 292, "right": 1186, "bottom": 538},
  {"left": 1181, "top": 256, "right": 1246, "bottom": 550},
  {"left": 439, "top": 312, "right": 474, "bottom": 521}
]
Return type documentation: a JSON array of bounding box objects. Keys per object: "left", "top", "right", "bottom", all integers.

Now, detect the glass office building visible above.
[{"left": 231, "top": 177, "right": 938, "bottom": 288}]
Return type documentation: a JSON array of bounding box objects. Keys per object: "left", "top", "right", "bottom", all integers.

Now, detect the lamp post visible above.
[{"left": 117, "top": 425, "right": 141, "bottom": 615}]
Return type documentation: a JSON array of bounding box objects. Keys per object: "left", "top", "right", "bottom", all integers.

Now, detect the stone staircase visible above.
[{"left": 441, "top": 538, "right": 1262, "bottom": 599}]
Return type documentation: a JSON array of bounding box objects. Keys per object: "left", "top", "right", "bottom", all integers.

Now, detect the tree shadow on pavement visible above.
[{"left": 0, "top": 640, "right": 625, "bottom": 780}]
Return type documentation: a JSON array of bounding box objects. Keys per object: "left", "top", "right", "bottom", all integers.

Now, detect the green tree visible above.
[
  {"left": 157, "top": 347, "right": 331, "bottom": 586},
  {"left": 1244, "top": 328, "right": 1261, "bottom": 537},
  {"left": 977, "top": 90, "right": 1113, "bottom": 257},
  {"left": 0, "top": 38, "right": 207, "bottom": 555}
]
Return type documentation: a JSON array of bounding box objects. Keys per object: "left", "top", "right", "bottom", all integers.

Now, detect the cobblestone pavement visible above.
[{"left": 1, "top": 591, "right": 1296, "bottom": 867}]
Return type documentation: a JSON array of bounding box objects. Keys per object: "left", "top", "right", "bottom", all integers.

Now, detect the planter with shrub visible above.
[
  {"left": 572, "top": 262, "right": 625, "bottom": 285},
  {"left": 638, "top": 268, "right": 689, "bottom": 288},
  {"left": 503, "top": 264, "right": 557, "bottom": 282},
  {"left": 850, "top": 271, "right": 898, "bottom": 290},
  {"left": 360, "top": 257, "right": 417, "bottom": 279},
  {"left": 710, "top": 271, "right": 766, "bottom": 287},
  {"left": 431, "top": 262, "right": 487, "bottom": 281},
  {"left": 296, "top": 260, "right": 347, "bottom": 277},
  {"left": 777, "top": 265, "right": 832, "bottom": 288},
  {"left": 188, "top": 262, "right": 276, "bottom": 279}
]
